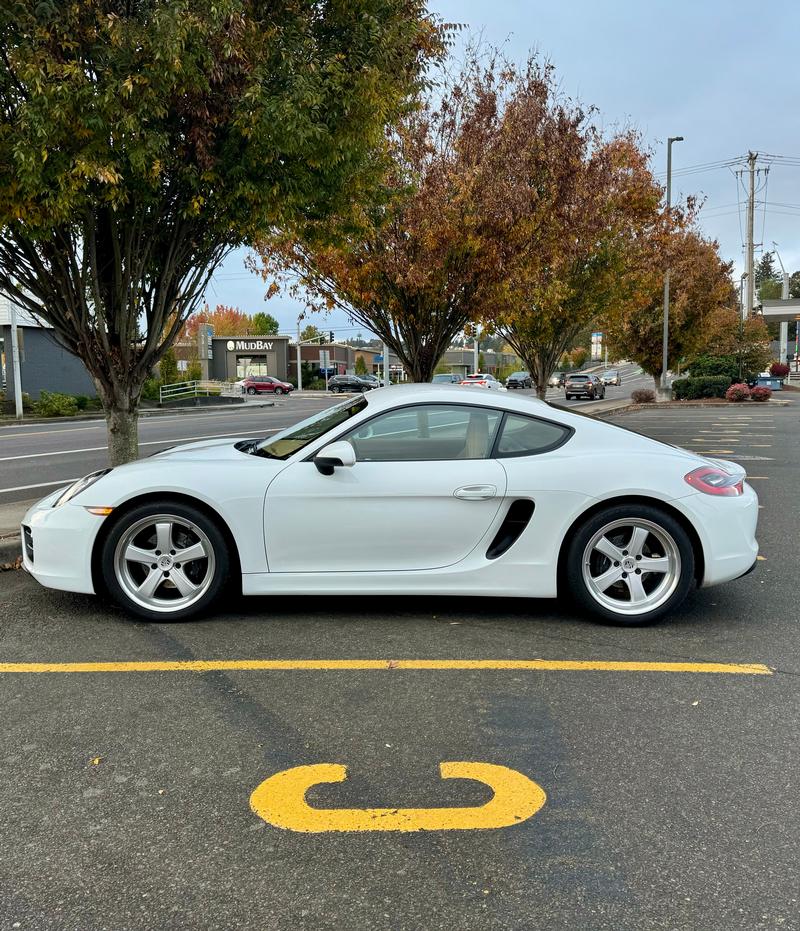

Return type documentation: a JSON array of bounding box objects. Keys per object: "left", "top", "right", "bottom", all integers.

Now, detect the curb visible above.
[
  {"left": 0, "top": 534, "right": 21, "bottom": 567},
  {"left": 604, "top": 399, "right": 792, "bottom": 416}
]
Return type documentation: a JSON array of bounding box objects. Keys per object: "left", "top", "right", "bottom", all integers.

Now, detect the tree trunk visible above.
[
  {"left": 536, "top": 384, "right": 547, "bottom": 401},
  {"left": 106, "top": 404, "right": 140, "bottom": 466}
]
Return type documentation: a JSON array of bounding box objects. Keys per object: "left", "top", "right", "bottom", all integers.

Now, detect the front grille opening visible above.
[
  {"left": 486, "top": 500, "right": 535, "bottom": 560},
  {"left": 22, "top": 524, "right": 34, "bottom": 563}
]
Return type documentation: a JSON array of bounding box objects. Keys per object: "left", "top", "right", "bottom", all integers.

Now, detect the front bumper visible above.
[{"left": 21, "top": 493, "right": 104, "bottom": 595}]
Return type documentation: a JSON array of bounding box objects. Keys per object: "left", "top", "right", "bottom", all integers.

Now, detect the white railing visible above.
[{"left": 159, "top": 380, "right": 242, "bottom": 404}]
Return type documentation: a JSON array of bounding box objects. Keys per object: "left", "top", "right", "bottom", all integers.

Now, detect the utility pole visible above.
[
  {"left": 9, "top": 300, "right": 23, "bottom": 420},
  {"left": 773, "top": 244, "right": 790, "bottom": 365},
  {"left": 744, "top": 151, "right": 757, "bottom": 319},
  {"left": 296, "top": 321, "right": 303, "bottom": 391},
  {"left": 382, "top": 341, "right": 390, "bottom": 386},
  {"left": 660, "top": 135, "right": 683, "bottom": 399},
  {"left": 473, "top": 327, "right": 479, "bottom": 374}
]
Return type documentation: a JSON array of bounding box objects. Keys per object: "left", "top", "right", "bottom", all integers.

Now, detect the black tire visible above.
[
  {"left": 274, "top": 387, "right": 284, "bottom": 395},
  {"left": 564, "top": 503, "right": 695, "bottom": 626},
  {"left": 100, "top": 500, "right": 231, "bottom": 622},
  {"left": 247, "top": 387, "right": 257, "bottom": 395},
  {"left": 331, "top": 385, "right": 340, "bottom": 393}
]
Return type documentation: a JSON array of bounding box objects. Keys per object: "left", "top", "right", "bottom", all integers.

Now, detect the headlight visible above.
[{"left": 52, "top": 469, "right": 112, "bottom": 508}]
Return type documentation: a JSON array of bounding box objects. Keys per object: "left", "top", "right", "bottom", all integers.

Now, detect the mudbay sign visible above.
[{"left": 226, "top": 339, "right": 274, "bottom": 351}]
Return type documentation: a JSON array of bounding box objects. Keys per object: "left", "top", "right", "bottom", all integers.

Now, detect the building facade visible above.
[
  {"left": 208, "top": 335, "right": 291, "bottom": 382},
  {"left": 1, "top": 297, "right": 96, "bottom": 400}
]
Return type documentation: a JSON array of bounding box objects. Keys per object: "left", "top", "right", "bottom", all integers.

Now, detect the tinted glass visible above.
[
  {"left": 346, "top": 404, "right": 502, "bottom": 462},
  {"left": 495, "top": 414, "right": 571, "bottom": 458},
  {"left": 255, "top": 395, "right": 367, "bottom": 460}
]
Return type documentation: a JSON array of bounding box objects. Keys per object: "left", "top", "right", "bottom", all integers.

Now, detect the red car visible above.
[{"left": 241, "top": 375, "right": 293, "bottom": 396}]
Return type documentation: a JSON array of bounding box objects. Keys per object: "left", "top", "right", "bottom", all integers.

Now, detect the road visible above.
[
  {"left": 0, "top": 401, "right": 796, "bottom": 930},
  {"left": 0, "top": 363, "right": 652, "bottom": 506}
]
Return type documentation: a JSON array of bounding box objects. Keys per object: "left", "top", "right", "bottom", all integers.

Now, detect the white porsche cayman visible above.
[{"left": 21, "top": 384, "right": 759, "bottom": 625}]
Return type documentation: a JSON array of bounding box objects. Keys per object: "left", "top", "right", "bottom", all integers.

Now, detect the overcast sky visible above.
[{"left": 204, "top": 0, "right": 800, "bottom": 337}]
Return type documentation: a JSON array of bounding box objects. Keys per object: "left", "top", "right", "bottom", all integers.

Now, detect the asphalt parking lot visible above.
[{"left": 0, "top": 402, "right": 798, "bottom": 931}]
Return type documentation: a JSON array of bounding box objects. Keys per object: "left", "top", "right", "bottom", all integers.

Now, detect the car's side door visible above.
[{"left": 264, "top": 403, "right": 508, "bottom": 572}]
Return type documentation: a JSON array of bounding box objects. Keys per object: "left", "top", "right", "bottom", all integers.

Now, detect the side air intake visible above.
[{"left": 485, "top": 500, "right": 535, "bottom": 560}]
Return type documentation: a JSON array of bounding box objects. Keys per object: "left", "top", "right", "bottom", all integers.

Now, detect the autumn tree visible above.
[
  {"left": 701, "top": 309, "right": 773, "bottom": 380},
  {"left": 183, "top": 304, "right": 253, "bottom": 341},
  {"left": 0, "top": 0, "right": 442, "bottom": 463},
  {"left": 494, "top": 134, "right": 665, "bottom": 398},
  {"left": 606, "top": 229, "right": 737, "bottom": 390},
  {"left": 257, "top": 53, "right": 553, "bottom": 382}
]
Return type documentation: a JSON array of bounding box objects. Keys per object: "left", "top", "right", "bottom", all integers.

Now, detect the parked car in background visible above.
[
  {"left": 460, "top": 373, "right": 507, "bottom": 392},
  {"left": 505, "top": 371, "right": 533, "bottom": 389},
  {"left": 356, "top": 374, "right": 384, "bottom": 388},
  {"left": 600, "top": 369, "right": 622, "bottom": 386},
  {"left": 241, "top": 376, "right": 294, "bottom": 396},
  {"left": 432, "top": 373, "right": 465, "bottom": 384},
  {"left": 328, "top": 375, "right": 374, "bottom": 393},
  {"left": 548, "top": 371, "right": 566, "bottom": 388},
  {"left": 564, "top": 373, "right": 605, "bottom": 400}
]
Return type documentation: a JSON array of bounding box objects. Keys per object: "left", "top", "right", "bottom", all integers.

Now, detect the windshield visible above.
[{"left": 253, "top": 395, "right": 368, "bottom": 460}]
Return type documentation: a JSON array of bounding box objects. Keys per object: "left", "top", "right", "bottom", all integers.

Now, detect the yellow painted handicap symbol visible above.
[{"left": 249, "top": 761, "right": 546, "bottom": 833}]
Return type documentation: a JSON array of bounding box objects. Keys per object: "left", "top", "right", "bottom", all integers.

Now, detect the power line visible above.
[{"left": 653, "top": 156, "right": 745, "bottom": 179}]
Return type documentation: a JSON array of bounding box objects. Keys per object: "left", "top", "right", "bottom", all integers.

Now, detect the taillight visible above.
[{"left": 684, "top": 466, "right": 744, "bottom": 497}]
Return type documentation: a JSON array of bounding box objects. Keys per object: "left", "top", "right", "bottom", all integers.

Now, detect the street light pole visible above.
[
  {"left": 296, "top": 321, "right": 302, "bottom": 392},
  {"left": 660, "top": 135, "right": 683, "bottom": 399}
]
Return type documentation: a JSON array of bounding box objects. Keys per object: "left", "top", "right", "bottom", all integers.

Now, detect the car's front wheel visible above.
[
  {"left": 565, "top": 505, "right": 694, "bottom": 625},
  {"left": 274, "top": 387, "right": 284, "bottom": 395},
  {"left": 100, "top": 501, "right": 230, "bottom": 621},
  {"left": 247, "top": 387, "right": 257, "bottom": 395}
]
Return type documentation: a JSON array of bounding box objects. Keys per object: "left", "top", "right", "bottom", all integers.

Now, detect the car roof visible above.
[{"left": 363, "top": 382, "right": 549, "bottom": 413}]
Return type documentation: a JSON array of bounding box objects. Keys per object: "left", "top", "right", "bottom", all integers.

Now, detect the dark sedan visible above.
[
  {"left": 505, "top": 371, "right": 533, "bottom": 389},
  {"left": 564, "top": 373, "right": 605, "bottom": 400},
  {"left": 327, "top": 375, "right": 374, "bottom": 393}
]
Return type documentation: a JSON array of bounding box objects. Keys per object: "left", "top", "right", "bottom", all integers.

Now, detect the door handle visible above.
[{"left": 454, "top": 484, "right": 497, "bottom": 500}]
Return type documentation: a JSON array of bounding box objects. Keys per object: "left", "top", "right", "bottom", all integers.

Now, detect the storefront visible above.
[{"left": 208, "top": 335, "right": 290, "bottom": 382}]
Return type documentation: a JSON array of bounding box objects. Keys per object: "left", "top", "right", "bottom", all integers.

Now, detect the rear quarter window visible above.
[{"left": 494, "top": 413, "right": 572, "bottom": 458}]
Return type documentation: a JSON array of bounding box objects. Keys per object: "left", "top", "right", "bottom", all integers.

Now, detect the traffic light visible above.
[{"left": 329, "top": 331, "right": 335, "bottom": 343}]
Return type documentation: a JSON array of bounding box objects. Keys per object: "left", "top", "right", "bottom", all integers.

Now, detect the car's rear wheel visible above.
[
  {"left": 565, "top": 505, "right": 694, "bottom": 625},
  {"left": 100, "top": 501, "right": 230, "bottom": 621}
]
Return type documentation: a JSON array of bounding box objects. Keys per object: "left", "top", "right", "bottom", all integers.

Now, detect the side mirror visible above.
[{"left": 314, "top": 440, "right": 356, "bottom": 476}]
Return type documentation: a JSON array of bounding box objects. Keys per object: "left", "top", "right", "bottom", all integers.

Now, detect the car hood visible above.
[{"left": 149, "top": 438, "right": 254, "bottom": 461}]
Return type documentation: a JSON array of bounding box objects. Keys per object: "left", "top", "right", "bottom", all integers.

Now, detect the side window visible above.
[
  {"left": 345, "top": 405, "right": 501, "bottom": 462},
  {"left": 494, "top": 413, "right": 571, "bottom": 458}
]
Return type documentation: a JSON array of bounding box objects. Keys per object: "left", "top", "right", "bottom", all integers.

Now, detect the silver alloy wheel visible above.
[
  {"left": 581, "top": 518, "right": 681, "bottom": 616},
  {"left": 114, "top": 513, "right": 216, "bottom": 614}
]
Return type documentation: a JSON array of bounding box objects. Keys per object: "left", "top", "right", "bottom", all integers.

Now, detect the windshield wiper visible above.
[{"left": 235, "top": 438, "right": 278, "bottom": 458}]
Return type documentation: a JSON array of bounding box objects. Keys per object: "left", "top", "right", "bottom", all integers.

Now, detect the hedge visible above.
[{"left": 671, "top": 375, "right": 731, "bottom": 400}]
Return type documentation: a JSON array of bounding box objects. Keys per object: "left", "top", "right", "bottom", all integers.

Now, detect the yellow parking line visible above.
[{"left": 0, "top": 659, "right": 772, "bottom": 675}]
